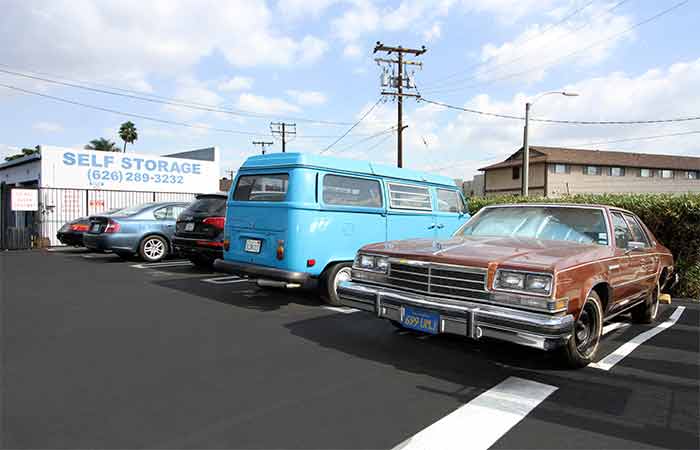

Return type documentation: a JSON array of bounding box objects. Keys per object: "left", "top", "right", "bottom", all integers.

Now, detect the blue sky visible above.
[{"left": 1, "top": 0, "right": 699, "bottom": 180}]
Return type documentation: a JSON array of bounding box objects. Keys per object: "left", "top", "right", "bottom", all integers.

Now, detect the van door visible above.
[
  {"left": 434, "top": 188, "right": 469, "bottom": 238},
  {"left": 226, "top": 172, "right": 290, "bottom": 268},
  {"left": 317, "top": 173, "right": 387, "bottom": 264},
  {"left": 385, "top": 182, "right": 436, "bottom": 240}
]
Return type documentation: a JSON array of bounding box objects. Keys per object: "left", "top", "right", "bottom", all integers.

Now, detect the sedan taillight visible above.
[
  {"left": 104, "top": 220, "right": 121, "bottom": 233},
  {"left": 203, "top": 216, "right": 225, "bottom": 230},
  {"left": 71, "top": 224, "right": 89, "bottom": 232}
]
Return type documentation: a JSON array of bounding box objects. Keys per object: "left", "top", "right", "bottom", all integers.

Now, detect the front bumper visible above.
[
  {"left": 213, "top": 259, "right": 317, "bottom": 288},
  {"left": 338, "top": 281, "right": 574, "bottom": 351}
]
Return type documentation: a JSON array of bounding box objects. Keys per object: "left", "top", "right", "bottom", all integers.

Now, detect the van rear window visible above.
[
  {"left": 233, "top": 174, "right": 289, "bottom": 202},
  {"left": 323, "top": 175, "right": 382, "bottom": 208}
]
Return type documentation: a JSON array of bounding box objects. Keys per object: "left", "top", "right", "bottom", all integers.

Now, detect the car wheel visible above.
[
  {"left": 561, "top": 291, "right": 603, "bottom": 368},
  {"left": 139, "top": 235, "right": 168, "bottom": 263},
  {"left": 321, "top": 262, "right": 353, "bottom": 306},
  {"left": 631, "top": 282, "right": 660, "bottom": 324}
]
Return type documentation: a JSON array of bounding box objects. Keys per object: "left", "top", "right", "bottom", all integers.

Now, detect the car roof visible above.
[
  {"left": 238, "top": 152, "right": 458, "bottom": 187},
  {"left": 482, "top": 203, "right": 638, "bottom": 216},
  {"left": 195, "top": 193, "right": 227, "bottom": 199}
]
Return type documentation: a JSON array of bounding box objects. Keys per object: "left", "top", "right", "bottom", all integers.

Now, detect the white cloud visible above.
[
  {"left": 237, "top": 93, "right": 301, "bottom": 115},
  {"left": 332, "top": 0, "right": 380, "bottom": 43},
  {"left": 343, "top": 44, "right": 363, "bottom": 59},
  {"left": 423, "top": 22, "right": 442, "bottom": 43},
  {"left": 32, "top": 122, "right": 63, "bottom": 133},
  {"left": 218, "top": 76, "right": 254, "bottom": 92},
  {"left": 276, "top": 0, "right": 338, "bottom": 20},
  {"left": 287, "top": 90, "right": 328, "bottom": 106},
  {"left": 475, "top": 2, "right": 634, "bottom": 83},
  {"left": 164, "top": 76, "right": 222, "bottom": 120},
  {"left": 0, "top": 0, "right": 327, "bottom": 90}
]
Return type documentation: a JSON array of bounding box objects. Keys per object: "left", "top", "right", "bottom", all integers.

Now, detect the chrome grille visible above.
[{"left": 388, "top": 261, "right": 489, "bottom": 301}]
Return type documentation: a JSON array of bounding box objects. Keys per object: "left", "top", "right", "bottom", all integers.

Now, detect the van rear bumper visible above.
[{"left": 213, "top": 259, "right": 317, "bottom": 288}]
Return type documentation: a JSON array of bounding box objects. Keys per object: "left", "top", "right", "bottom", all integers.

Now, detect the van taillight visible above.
[
  {"left": 203, "top": 216, "right": 225, "bottom": 230},
  {"left": 223, "top": 239, "right": 230, "bottom": 251},
  {"left": 104, "top": 220, "right": 120, "bottom": 233},
  {"left": 276, "top": 240, "right": 285, "bottom": 260}
]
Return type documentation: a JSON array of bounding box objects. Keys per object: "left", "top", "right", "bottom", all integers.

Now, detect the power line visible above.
[
  {"left": 572, "top": 130, "right": 700, "bottom": 147},
  {"left": 0, "top": 82, "right": 384, "bottom": 140},
  {"left": 419, "top": 98, "right": 700, "bottom": 125},
  {"left": 270, "top": 122, "right": 296, "bottom": 152},
  {"left": 330, "top": 125, "right": 397, "bottom": 154},
  {"left": 0, "top": 66, "right": 356, "bottom": 126},
  {"left": 320, "top": 98, "right": 384, "bottom": 154},
  {"left": 422, "top": 0, "right": 604, "bottom": 88},
  {"left": 423, "top": 0, "right": 688, "bottom": 95}
]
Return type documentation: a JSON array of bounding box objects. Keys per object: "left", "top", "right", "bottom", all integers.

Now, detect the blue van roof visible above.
[{"left": 239, "top": 152, "right": 457, "bottom": 187}]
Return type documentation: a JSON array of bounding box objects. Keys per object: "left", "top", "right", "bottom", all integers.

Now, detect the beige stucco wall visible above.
[
  {"left": 547, "top": 165, "right": 700, "bottom": 196},
  {"left": 484, "top": 163, "right": 545, "bottom": 197}
]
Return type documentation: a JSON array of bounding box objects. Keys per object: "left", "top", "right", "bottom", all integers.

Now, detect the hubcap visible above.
[
  {"left": 575, "top": 299, "right": 600, "bottom": 357},
  {"left": 144, "top": 238, "right": 165, "bottom": 259},
  {"left": 333, "top": 267, "right": 352, "bottom": 295}
]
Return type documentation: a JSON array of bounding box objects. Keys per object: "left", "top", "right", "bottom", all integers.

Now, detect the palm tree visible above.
[
  {"left": 119, "top": 121, "right": 138, "bottom": 152},
  {"left": 85, "top": 138, "right": 119, "bottom": 152}
]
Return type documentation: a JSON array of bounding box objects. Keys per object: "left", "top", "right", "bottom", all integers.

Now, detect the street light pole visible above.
[{"left": 521, "top": 91, "right": 579, "bottom": 197}]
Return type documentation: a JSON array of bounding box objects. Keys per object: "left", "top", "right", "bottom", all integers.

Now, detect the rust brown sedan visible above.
[{"left": 338, "top": 204, "right": 675, "bottom": 368}]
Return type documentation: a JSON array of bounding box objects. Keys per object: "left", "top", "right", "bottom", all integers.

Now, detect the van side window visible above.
[
  {"left": 234, "top": 174, "right": 288, "bottom": 202},
  {"left": 388, "top": 183, "right": 432, "bottom": 211},
  {"left": 322, "top": 175, "right": 382, "bottom": 207},
  {"left": 437, "top": 189, "right": 465, "bottom": 213}
]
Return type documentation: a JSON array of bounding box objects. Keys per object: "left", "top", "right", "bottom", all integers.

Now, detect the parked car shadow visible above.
[{"left": 153, "top": 278, "right": 323, "bottom": 311}]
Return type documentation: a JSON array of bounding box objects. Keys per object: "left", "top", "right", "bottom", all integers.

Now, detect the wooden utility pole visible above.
[
  {"left": 374, "top": 42, "right": 426, "bottom": 168},
  {"left": 252, "top": 140, "right": 274, "bottom": 155},
  {"left": 270, "top": 122, "right": 296, "bottom": 153}
]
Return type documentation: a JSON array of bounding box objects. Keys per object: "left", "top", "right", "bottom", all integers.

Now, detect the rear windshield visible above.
[
  {"left": 233, "top": 174, "right": 289, "bottom": 202},
  {"left": 183, "top": 197, "right": 226, "bottom": 216},
  {"left": 112, "top": 203, "right": 152, "bottom": 216}
]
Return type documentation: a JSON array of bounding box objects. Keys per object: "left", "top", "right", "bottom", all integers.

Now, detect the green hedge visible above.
[{"left": 466, "top": 193, "right": 700, "bottom": 299}]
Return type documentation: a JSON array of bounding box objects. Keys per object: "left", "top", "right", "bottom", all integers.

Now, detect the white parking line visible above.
[
  {"left": 82, "top": 254, "right": 118, "bottom": 259},
  {"left": 321, "top": 306, "right": 359, "bottom": 314},
  {"left": 589, "top": 306, "right": 686, "bottom": 371},
  {"left": 393, "top": 377, "right": 557, "bottom": 450},
  {"left": 47, "top": 247, "right": 85, "bottom": 252},
  {"left": 131, "top": 260, "right": 192, "bottom": 269},
  {"left": 201, "top": 276, "right": 250, "bottom": 285},
  {"left": 602, "top": 321, "right": 631, "bottom": 336}
]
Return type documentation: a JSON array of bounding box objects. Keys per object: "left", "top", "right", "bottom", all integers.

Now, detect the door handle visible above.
[
  {"left": 436, "top": 223, "right": 445, "bottom": 229},
  {"left": 428, "top": 223, "right": 436, "bottom": 229}
]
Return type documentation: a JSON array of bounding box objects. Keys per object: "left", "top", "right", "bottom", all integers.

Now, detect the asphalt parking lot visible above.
[{"left": 1, "top": 249, "right": 698, "bottom": 449}]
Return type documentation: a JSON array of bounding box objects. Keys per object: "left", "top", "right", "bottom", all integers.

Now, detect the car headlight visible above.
[
  {"left": 495, "top": 270, "right": 553, "bottom": 296},
  {"left": 353, "top": 253, "right": 389, "bottom": 273}
]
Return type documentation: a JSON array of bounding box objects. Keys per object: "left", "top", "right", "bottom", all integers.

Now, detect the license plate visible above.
[
  {"left": 185, "top": 222, "right": 195, "bottom": 231},
  {"left": 402, "top": 307, "right": 440, "bottom": 334},
  {"left": 91, "top": 223, "right": 100, "bottom": 232},
  {"left": 244, "top": 239, "right": 262, "bottom": 253}
]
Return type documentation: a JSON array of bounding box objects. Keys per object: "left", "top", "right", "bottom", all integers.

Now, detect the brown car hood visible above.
[{"left": 362, "top": 235, "right": 614, "bottom": 272}]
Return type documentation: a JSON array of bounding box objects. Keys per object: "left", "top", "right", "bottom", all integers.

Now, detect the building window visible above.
[
  {"left": 583, "top": 166, "right": 601, "bottom": 175},
  {"left": 552, "top": 164, "right": 568, "bottom": 174},
  {"left": 512, "top": 166, "right": 520, "bottom": 180},
  {"left": 687, "top": 171, "right": 698, "bottom": 180},
  {"left": 639, "top": 168, "right": 653, "bottom": 177},
  {"left": 659, "top": 169, "right": 674, "bottom": 179},
  {"left": 609, "top": 167, "right": 625, "bottom": 177}
]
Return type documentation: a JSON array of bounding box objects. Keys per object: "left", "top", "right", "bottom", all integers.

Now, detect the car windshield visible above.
[
  {"left": 457, "top": 206, "right": 609, "bottom": 245},
  {"left": 183, "top": 197, "right": 226, "bottom": 216}
]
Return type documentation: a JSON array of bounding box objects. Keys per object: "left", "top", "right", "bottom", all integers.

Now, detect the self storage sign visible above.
[
  {"left": 11, "top": 188, "right": 39, "bottom": 211},
  {"left": 40, "top": 146, "right": 219, "bottom": 194}
]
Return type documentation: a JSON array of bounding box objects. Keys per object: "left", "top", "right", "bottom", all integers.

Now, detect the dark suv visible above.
[{"left": 173, "top": 193, "right": 227, "bottom": 267}]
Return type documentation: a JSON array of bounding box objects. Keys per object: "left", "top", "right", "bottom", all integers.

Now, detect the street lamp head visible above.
[{"left": 562, "top": 91, "right": 579, "bottom": 97}]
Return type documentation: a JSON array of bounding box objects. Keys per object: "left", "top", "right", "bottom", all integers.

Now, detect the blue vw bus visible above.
[{"left": 213, "top": 153, "right": 469, "bottom": 304}]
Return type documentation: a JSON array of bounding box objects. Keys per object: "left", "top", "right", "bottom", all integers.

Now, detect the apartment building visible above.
[{"left": 479, "top": 146, "right": 700, "bottom": 197}]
